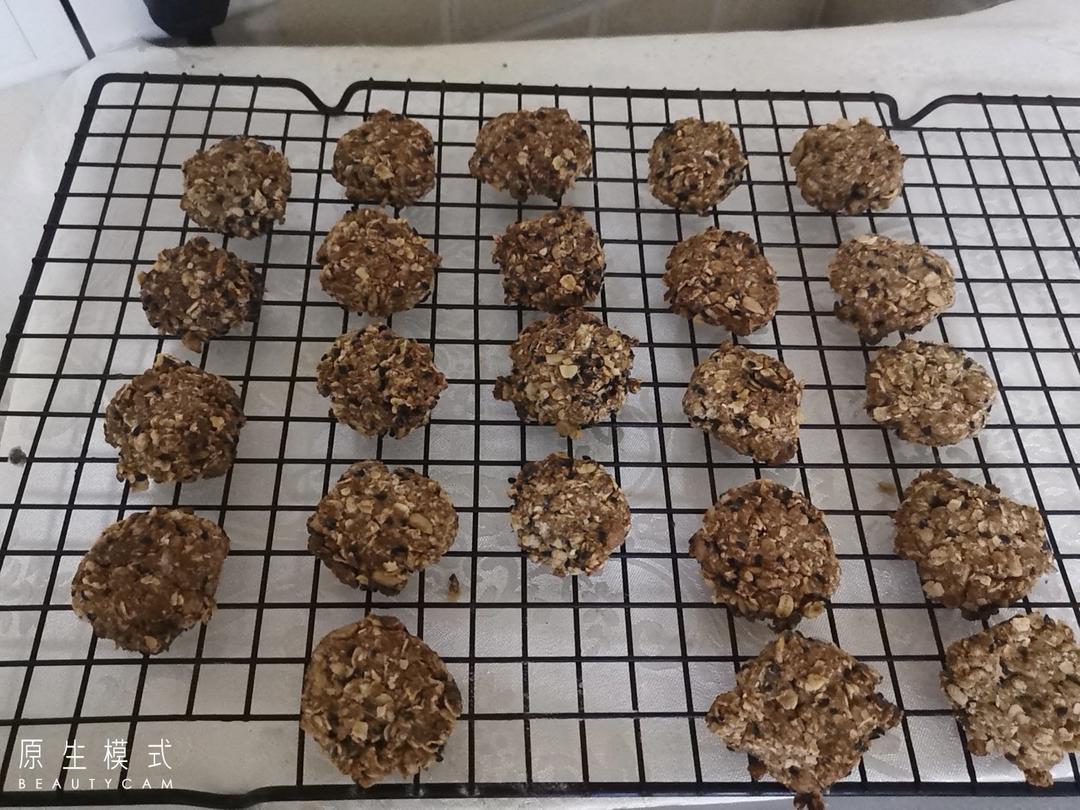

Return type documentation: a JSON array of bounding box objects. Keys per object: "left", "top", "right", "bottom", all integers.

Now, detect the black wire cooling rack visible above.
[{"left": 1, "top": 73, "right": 1079, "bottom": 807}]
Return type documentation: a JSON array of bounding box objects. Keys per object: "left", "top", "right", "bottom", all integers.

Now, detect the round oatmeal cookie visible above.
[
  {"left": 942, "top": 612, "right": 1080, "bottom": 788},
  {"left": 789, "top": 118, "right": 904, "bottom": 215},
  {"left": 315, "top": 324, "right": 446, "bottom": 439},
  {"left": 317, "top": 208, "right": 439, "bottom": 316},
  {"left": 828, "top": 234, "right": 955, "bottom": 343},
  {"left": 104, "top": 354, "right": 245, "bottom": 489},
  {"left": 508, "top": 453, "right": 630, "bottom": 576},
  {"left": 663, "top": 228, "right": 778, "bottom": 334},
  {"left": 469, "top": 107, "right": 592, "bottom": 201},
  {"left": 331, "top": 110, "right": 436, "bottom": 208},
  {"left": 301, "top": 613, "right": 462, "bottom": 787},
  {"left": 690, "top": 479, "right": 839, "bottom": 629},
  {"left": 493, "top": 207, "right": 605, "bottom": 311},
  {"left": 707, "top": 631, "right": 901, "bottom": 810},
  {"left": 308, "top": 460, "right": 458, "bottom": 594},
  {"left": 648, "top": 118, "right": 747, "bottom": 214},
  {"left": 865, "top": 339, "right": 997, "bottom": 446},
  {"left": 180, "top": 136, "right": 291, "bottom": 238},
  {"left": 683, "top": 342, "right": 803, "bottom": 464},
  {"left": 71, "top": 507, "right": 229, "bottom": 655},
  {"left": 895, "top": 469, "right": 1052, "bottom": 618},
  {"left": 139, "top": 236, "right": 263, "bottom": 352},
  {"left": 493, "top": 308, "right": 640, "bottom": 437}
]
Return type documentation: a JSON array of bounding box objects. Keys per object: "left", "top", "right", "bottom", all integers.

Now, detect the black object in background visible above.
[{"left": 142, "top": 0, "right": 230, "bottom": 45}]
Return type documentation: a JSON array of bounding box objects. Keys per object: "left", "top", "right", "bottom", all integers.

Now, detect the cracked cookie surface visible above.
[
  {"left": 300, "top": 614, "right": 461, "bottom": 787},
  {"left": 706, "top": 631, "right": 901, "bottom": 810},
  {"left": 494, "top": 207, "right": 605, "bottom": 311},
  {"left": 180, "top": 136, "right": 291, "bottom": 237},
  {"left": 895, "top": 469, "right": 1052, "bottom": 618},
  {"left": 317, "top": 208, "right": 439, "bottom": 316},
  {"left": 315, "top": 324, "right": 446, "bottom": 439},
  {"left": 942, "top": 612, "right": 1080, "bottom": 788},
  {"left": 308, "top": 460, "right": 458, "bottom": 594},
  {"left": 139, "top": 236, "right": 263, "bottom": 352},
  {"left": 789, "top": 118, "right": 904, "bottom": 215},
  {"left": 663, "top": 228, "right": 777, "bottom": 334},
  {"left": 828, "top": 234, "right": 954, "bottom": 343},
  {"left": 104, "top": 354, "right": 245, "bottom": 488},
  {"left": 494, "top": 308, "right": 639, "bottom": 437},
  {"left": 332, "top": 110, "right": 435, "bottom": 207},
  {"left": 71, "top": 507, "right": 229, "bottom": 655},
  {"left": 509, "top": 453, "right": 630, "bottom": 576},
  {"left": 691, "top": 479, "right": 839, "bottom": 629},
  {"left": 683, "top": 342, "right": 803, "bottom": 464},
  {"left": 865, "top": 339, "right": 997, "bottom": 446},
  {"left": 469, "top": 107, "right": 592, "bottom": 201},
  {"left": 648, "top": 117, "right": 747, "bottom": 214}
]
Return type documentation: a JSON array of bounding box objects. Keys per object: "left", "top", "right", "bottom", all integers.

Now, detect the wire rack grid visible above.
[{"left": 0, "top": 74, "right": 1079, "bottom": 806}]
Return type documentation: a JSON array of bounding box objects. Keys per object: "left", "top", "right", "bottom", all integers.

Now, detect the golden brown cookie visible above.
[
  {"left": 942, "top": 612, "right": 1080, "bottom": 788},
  {"left": 331, "top": 110, "right": 435, "bottom": 207},
  {"left": 789, "top": 118, "right": 904, "bottom": 215}
]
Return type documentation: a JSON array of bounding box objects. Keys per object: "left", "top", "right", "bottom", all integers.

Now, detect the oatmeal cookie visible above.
[
  {"left": 331, "top": 110, "right": 436, "bottom": 207},
  {"left": 139, "top": 236, "right": 263, "bottom": 352},
  {"left": 690, "top": 479, "right": 839, "bottom": 629},
  {"left": 180, "top": 136, "right": 291, "bottom": 238},
  {"left": 104, "top": 354, "right": 245, "bottom": 488},
  {"left": 648, "top": 118, "right": 747, "bottom": 214},
  {"left": 71, "top": 507, "right": 229, "bottom": 654},
  {"left": 508, "top": 453, "right": 630, "bottom": 576},
  {"left": 469, "top": 107, "right": 592, "bottom": 201},
  {"left": 317, "top": 208, "right": 439, "bottom": 316},
  {"left": 301, "top": 614, "right": 462, "bottom": 787},
  {"left": 663, "top": 228, "right": 777, "bottom": 334},
  {"left": 315, "top": 324, "right": 446, "bottom": 439},
  {"left": 707, "top": 631, "right": 901, "bottom": 810},
  {"left": 828, "top": 235, "right": 954, "bottom": 343},
  {"left": 865, "top": 339, "right": 997, "bottom": 446},
  {"left": 683, "top": 342, "right": 803, "bottom": 464},
  {"left": 789, "top": 118, "right": 904, "bottom": 215},
  {"left": 493, "top": 308, "right": 639, "bottom": 437},
  {"left": 308, "top": 460, "right": 458, "bottom": 594},
  {"left": 894, "top": 469, "right": 1052, "bottom": 618},
  {"left": 942, "top": 612, "right": 1080, "bottom": 788},
  {"left": 494, "top": 207, "right": 605, "bottom": 311}
]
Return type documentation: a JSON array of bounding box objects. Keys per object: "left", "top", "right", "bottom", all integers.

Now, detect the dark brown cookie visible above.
[
  {"left": 789, "top": 118, "right": 904, "bottom": 215},
  {"left": 663, "top": 228, "right": 777, "bottom": 334},
  {"left": 942, "top": 612, "right": 1080, "bottom": 788},
  {"left": 469, "top": 107, "right": 592, "bottom": 201},
  {"left": 331, "top": 110, "right": 436, "bottom": 208},
  {"left": 894, "top": 469, "right": 1052, "bottom": 618},
  {"left": 308, "top": 460, "right": 458, "bottom": 594},
  {"left": 648, "top": 118, "right": 747, "bottom": 214},
  {"left": 315, "top": 324, "right": 446, "bottom": 439},
  {"left": 706, "top": 631, "right": 901, "bottom": 810},
  {"left": 508, "top": 453, "right": 630, "bottom": 576},
  {"left": 494, "top": 308, "right": 639, "bottom": 437},
  {"left": 691, "top": 479, "right": 839, "bottom": 629},
  {"left": 683, "top": 342, "right": 803, "bottom": 464},
  {"left": 865, "top": 339, "right": 997, "bottom": 446},
  {"left": 493, "top": 207, "right": 605, "bottom": 311},
  {"left": 828, "top": 234, "right": 954, "bottom": 343},
  {"left": 180, "top": 136, "right": 291, "bottom": 238},
  {"left": 71, "top": 507, "right": 229, "bottom": 654},
  {"left": 139, "top": 236, "right": 263, "bottom": 352},
  {"left": 103, "top": 354, "right": 245, "bottom": 489},
  {"left": 300, "top": 614, "right": 462, "bottom": 787},
  {"left": 317, "top": 208, "right": 439, "bottom": 316}
]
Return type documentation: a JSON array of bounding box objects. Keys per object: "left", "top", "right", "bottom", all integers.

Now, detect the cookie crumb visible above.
[
  {"left": 7, "top": 447, "right": 26, "bottom": 465},
  {"left": 447, "top": 573, "right": 461, "bottom": 601}
]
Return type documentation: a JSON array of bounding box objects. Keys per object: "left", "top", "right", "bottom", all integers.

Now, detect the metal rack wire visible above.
[{"left": 0, "top": 73, "right": 1079, "bottom": 806}]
